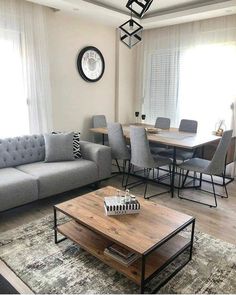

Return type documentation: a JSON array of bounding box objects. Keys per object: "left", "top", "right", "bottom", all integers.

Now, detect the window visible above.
[
  {"left": 142, "top": 42, "right": 236, "bottom": 132},
  {"left": 0, "top": 29, "right": 29, "bottom": 138},
  {"left": 179, "top": 43, "right": 236, "bottom": 132}
]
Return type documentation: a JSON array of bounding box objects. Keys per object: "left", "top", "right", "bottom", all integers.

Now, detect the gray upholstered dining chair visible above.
[
  {"left": 107, "top": 123, "right": 130, "bottom": 187},
  {"left": 92, "top": 115, "right": 108, "bottom": 145},
  {"left": 176, "top": 119, "right": 198, "bottom": 161},
  {"left": 92, "top": 114, "right": 107, "bottom": 127},
  {"left": 126, "top": 126, "right": 172, "bottom": 199},
  {"left": 179, "top": 119, "right": 198, "bottom": 133},
  {"left": 150, "top": 117, "right": 171, "bottom": 154},
  {"left": 155, "top": 117, "right": 171, "bottom": 130},
  {"left": 178, "top": 130, "right": 233, "bottom": 208},
  {"left": 157, "top": 119, "right": 198, "bottom": 162}
]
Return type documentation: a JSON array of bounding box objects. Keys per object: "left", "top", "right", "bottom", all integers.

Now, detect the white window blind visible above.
[{"left": 142, "top": 49, "right": 180, "bottom": 126}]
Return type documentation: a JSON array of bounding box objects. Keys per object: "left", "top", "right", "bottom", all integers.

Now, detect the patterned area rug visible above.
[{"left": 0, "top": 214, "right": 236, "bottom": 294}]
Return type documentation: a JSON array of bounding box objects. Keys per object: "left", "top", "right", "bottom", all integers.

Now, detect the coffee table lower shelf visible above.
[{"left": 56, "top": 220, "right": 193, "bottom": 293}]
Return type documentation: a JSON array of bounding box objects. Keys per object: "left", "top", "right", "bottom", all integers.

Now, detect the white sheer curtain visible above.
[
  {"left": 135, "top": 15, "right": 236, "bottom": 132},
  {"left": 0, "top": 0, "right": 52, "bottom": 137},
  {"left": 0, "top": 28, "right": 29, "bottom": 137},
  {"left": 136, "top": 26, "right": 181, "bottom": 126}
]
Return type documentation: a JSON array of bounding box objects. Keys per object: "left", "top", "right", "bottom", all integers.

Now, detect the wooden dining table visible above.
[{"left": 90, "top": 124, "right": 221, "bottom": 198}]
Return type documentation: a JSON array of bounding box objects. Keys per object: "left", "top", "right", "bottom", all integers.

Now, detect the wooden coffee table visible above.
[{"left": 53, "top": 186, "right": 195, "bottom": 293}]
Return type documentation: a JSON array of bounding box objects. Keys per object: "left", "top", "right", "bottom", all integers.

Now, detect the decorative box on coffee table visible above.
[{"left": 53, "top": 186, "right": 195, "bottom": 293}]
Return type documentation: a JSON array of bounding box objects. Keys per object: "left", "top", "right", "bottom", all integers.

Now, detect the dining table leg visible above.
[{"left": 171, "top": 147, "right": 177, "bottom": 198}]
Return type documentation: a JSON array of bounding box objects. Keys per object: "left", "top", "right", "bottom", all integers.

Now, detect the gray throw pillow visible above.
[{"left": 44, "top": 132, "right": 74, "bottom": 162}]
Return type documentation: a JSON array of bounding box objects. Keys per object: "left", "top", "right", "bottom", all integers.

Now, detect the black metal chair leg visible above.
[
  {"left": 177, "top": 168, "right": 182, "bottom": 198},
  {"left": 221, "top": 173, "right": 229, "bottom": 198},
  {"left": 144, "top": 168, "right": 171, "bottom": 200},
  {"left": 144, "top": 169, "right": 151, "bottom": 199},
  {"left": 125, "top": 162, "right": 132, "bottom": 189},
  {"left": 178, "top": 173, "right": 218, "bottom": 208},
  {"left": 122, "top": 160, "right": 128, "bottom": 187},
  {"left": 182, "top": 170, "right": 189, "bottom": 188},
  {"left": 115, "top": 159, "right": 121, "bottom": 173},
  {"left": 210, "top": 175, "right": 217, "bottom": 208},
  {"left": 144, "top": 182, "right": 148, "bottom": 199},
  {"left": 224, "top": 184, "right": 229, "bottom": 198},
  {"left": 193, "top": 171, "right": 197, "bottom": 187},
  {"left": 199, "top": 173, "right": 203, "bottom": 188},
  {"left": 169, "top": 165, "right": 172, "bottom": 187}
]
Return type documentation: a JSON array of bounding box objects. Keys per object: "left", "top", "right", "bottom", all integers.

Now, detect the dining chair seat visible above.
[
  {"left": 150, "top": 146, "right": 169, "bottom": 155},
  {"left": 179, "top": 158, "right": 211, "bottom": 173},
  {"left": 158, "top": 149, "right": 194, "bottom": 162},
  {"left": 152, "top": 155, "right": 172, "bottom": 168}
]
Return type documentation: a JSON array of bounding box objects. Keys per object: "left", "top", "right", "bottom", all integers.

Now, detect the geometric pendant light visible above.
[
  {"left": 126, "top": 0, "right": 153, "bottom": 18},
  {"left": 119, "top": 0, "right": 152, "bottom": 49},
  {"left": 119, "top": 17, "right": 143, "bottom": 49}
]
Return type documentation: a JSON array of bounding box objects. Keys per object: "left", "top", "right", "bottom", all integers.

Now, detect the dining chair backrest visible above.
[
  {"left": 155, "top": 117, "right": 170, "bottom": 130},
  {"left": 206, "top": 130, "right": 233, "bottom": 175},
  {"left": 130, "top": 127, "right": 156, "bottom": 169},
  {"left": 179, "top": 119, "right": 198, "bottom": 133},
  {"left": 92, "top": 115, "right": 107, "bottom": 128},
  {"left": 107, "top": 123, "right": 130, "bottom": 160}
]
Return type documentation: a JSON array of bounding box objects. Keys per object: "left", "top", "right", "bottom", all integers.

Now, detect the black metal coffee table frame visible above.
[
  {"left": 139, "top": 218, "right": 195, "bottom": 293},
  {"left": 53, "top": 206, "right": 195, "bottom": 294}
]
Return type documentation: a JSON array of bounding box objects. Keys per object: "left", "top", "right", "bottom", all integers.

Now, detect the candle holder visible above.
[
  {"left": 141, "top": 114, "right": 146, "bottom": 124},
  {"left": 135, "top": 111, "right": 140, "bottom": 124}
]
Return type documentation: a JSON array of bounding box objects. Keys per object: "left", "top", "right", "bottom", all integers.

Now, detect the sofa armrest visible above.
[{"left": 80, "top": 141, "right": 111, "bottom": 180}]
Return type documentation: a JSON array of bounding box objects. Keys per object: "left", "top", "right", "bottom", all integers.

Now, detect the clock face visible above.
[{"left": 77, "top": 47, "right": 105, "bottom": 82}]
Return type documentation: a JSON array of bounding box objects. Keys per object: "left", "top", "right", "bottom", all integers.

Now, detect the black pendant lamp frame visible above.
[
  {"left": 119, "top": 11, "right": 143, "bottom": 49},
  {"left": 126, "top": 0, "right": 153, "bottom": 18}
]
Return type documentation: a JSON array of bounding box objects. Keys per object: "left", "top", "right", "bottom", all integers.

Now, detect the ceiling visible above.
[
  {"left": 91, "top": 0, "right": 214, "bottom": 16},
  {"left": 27, "top": 0, "right": 236, "bottom": 29}
]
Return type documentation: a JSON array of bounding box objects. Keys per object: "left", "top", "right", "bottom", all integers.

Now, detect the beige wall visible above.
[
  {"left": 46, "top": 10, "right": 136, "bottom": 141},
  {"left": 115, "top": 30, "right": 136, "bottom": 124}
]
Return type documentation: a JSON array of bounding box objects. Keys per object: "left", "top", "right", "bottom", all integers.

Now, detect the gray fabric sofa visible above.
[{"left": 0, "top": 135, "right": 111, "bottom": 212}]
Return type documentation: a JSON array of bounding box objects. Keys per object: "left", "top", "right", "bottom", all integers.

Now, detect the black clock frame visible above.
[{"left": 77, "top": 46, "right": 105, "bottom": 82}]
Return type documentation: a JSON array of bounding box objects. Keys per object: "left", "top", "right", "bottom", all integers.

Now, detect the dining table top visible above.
[{"left": 89, "top": 123, "right": 221, "bottom": 150}]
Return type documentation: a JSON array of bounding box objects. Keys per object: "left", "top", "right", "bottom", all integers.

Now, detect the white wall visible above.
[{"left": 46, "top": 10, "right": 136, "bottom": 140}]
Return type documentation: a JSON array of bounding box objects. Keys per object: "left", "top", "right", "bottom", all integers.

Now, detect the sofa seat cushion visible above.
[
  {"left": 0, "top": 168, "right": 38, "bottom": 212},
  {"left": 16, "top": 160, "right": 98, "bottom": 199}
]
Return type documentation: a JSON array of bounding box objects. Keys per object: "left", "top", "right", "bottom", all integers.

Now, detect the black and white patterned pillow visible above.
[
  {"left": 52, "top": 132, "right": 81, "bottom": 159},
  {"left": 72, "top": 132, "right": 81, "bottom": 158}
]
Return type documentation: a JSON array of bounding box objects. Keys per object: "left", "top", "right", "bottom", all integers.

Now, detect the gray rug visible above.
[{"left": 0, "top": 214, "right": 235, "bottom": 294}]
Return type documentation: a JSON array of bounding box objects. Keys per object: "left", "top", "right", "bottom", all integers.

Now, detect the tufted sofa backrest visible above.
[{"left": 0, "top": 135, "right": 45, "bottom": 169}]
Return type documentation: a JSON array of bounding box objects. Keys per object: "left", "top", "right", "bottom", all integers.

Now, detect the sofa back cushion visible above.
[{"left": 0, "top": 135, "right": 45, "bottom": 168}]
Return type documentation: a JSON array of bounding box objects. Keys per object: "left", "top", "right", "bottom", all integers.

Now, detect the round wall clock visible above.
[{"left": 77, "top": 46, "right": 105, "bottom": 82}]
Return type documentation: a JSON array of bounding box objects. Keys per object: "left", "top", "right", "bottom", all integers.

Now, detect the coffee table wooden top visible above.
[{"left": 55, "top": 186, "right": 194, "bottom": 255}]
